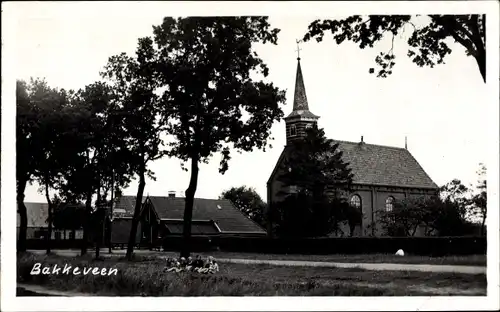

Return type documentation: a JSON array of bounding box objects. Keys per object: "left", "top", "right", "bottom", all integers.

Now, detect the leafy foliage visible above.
[
  {"left": 274, "top": 125, "right": 355, "bottom": 237},
  {"left": 16, "top": 79, "right": 43, "bottom": 252},
  {"left": 377, "top": 177, "right": 484, "bottom": 237},
  {"left": 153, "top": 17, "right": 286, "bottom": 257},
  {"left": 470, "top": 164, "right": 486, "bottom": 236},
  {"left": 102, "top": 36, "right": 168, "bottom": 260},
  {"left": 274, "top": 193, "right": 356, "bottom": 237},
  {"left": 277, "top": 125, "right": 353, "bottom": 196},
  {"left": 220, "top": 186, "right": 267, "bottom": 228},
  {"left": 303, "top": 15, "right": 486, "bottom": 82}
]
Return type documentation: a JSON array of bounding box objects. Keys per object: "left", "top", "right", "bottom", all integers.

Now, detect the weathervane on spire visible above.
[{"left": 296, "top": 39, "right": 302, "bottom": 60}]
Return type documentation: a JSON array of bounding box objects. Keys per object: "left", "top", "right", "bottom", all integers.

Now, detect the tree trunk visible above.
[
  {"left": 126, "top": 170, "right": 146, "bottom": 261},
  {"left": 474, "top": 46, "right": 486, "bottom": 83},
  {"left": 44, "top": 179, "right": 52, "bottom": 255},
  {"left": 480, "top": 213, "right": 486, "bottom": 236},
  {"left": 81, "top": 189, "right": 92, "bottom": 256},
  {"left": 109, "top": 169, "right": 115, "bottom": 253},
  {"left": 181, "top": 156, "right": 200, "bottom": 258},
  {"left": 17, "top": 177, "right": 28, "bottom": 252},
  {"left": 95, "top": 215, "right": 101, "bottom": 259}
]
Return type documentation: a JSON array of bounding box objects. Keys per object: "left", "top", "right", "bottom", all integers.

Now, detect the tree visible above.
[
  {"left": 153, "top": 17, "right": 286, "bottom": 258},
  {"left": 470, "top": 164, "right": 486, "bottom": 236},
  {"left": 275, "top": 125, "right": 354, "bottom": 237},
  {"left": 303, "top": 15, "right": 486, "bottom": 82},
  {"left": 378, "top": 197, "right": 434, "bottom": 237},
  {"left": 26, "top": 81, "right": 74, "bottom": 254},
  {"left": 16, "top": 79, "right": 41, "bottom": 252},
  {"left": 378, "top": 192, "right": 472, "bottom": 237},
  {"left": 220, "top": 186, "right": 267, "bottom": 228},
  {"left": 102, "top": 37, "right": 168, "bottom": 261},
  {"left": 54, "top": 82, "right": 114, "bottom": 256}
]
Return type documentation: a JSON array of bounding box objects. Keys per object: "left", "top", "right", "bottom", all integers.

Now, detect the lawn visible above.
[
  {"left": 17, "top": 252, "right": 486, "bottom": 296},
  {"left": 137, "top": 250, "right": 487, "bottom": 266}
]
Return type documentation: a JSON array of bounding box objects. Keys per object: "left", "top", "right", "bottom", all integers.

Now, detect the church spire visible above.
[
  {"left": 292, "top": 40, "right": 309, "bottom": 111},
  {"left": 284, "top": 42, "right": 319, "bottom": 145},
  {"left": 292, "top": 58, "right": 309, "bottom": 111}
]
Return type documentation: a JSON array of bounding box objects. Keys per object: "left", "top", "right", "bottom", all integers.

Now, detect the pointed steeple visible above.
[
  {"left": 292, "top": 59, "right": 309, "bottom": 111},
  {"left": 285, "top": 49, "right": 319, "bottom": 121},
  {"left": 284, "top": 44, "right": 319, "bottom": 145}
]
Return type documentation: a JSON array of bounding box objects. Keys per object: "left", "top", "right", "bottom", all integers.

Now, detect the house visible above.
[
  {"left": 267, "top": 56, "right": 439, "bottom": 237},
  {"left": 110, "top": 192, "right": 266, "bottom": 247},
  {"left": 109, "top": 195, "right": 145, "bottom": 247},
  {"left": 16, "top": 202, "right": 84, "bottom": 240}
]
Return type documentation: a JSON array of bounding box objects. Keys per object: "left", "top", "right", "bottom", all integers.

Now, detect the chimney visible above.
[
  {"left": 405, "top": 136, "right": 408, "bottom": 149},
  {"left": 168, "top": 191, "right": 176, "bottom": 198}
]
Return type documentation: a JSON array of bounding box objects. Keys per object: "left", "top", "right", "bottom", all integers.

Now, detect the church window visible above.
[
  {"left": 290, "top": 125, "right": 297, "bottom": 136},
  {"left": 350, "top": 195, "right": 361, "bottom": 209},
  {"left": 289, "top": 185, "right": 298, "bottom": 194},
  {"left": 305, "top": 123, "right": 313, "bottom": 129},
  {"left": 385, "top": 196, "right": 394, "bottom": 212}
]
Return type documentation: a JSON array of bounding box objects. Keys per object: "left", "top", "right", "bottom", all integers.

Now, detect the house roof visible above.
[
  {"left": 17, "top": 202, "right": 49, "bottom": 227},
  {"left": 164, "top": 220, "right": 220, "bottom": 235},
  {"left": 268, "top": 141, "right": 438, "bottom": 190},
  {"left": 147, "top": 196, "right": 266, "bottom": 234},
  {"left": 333, "top": 140, "right": 438, "bottom": 189},
  {"left": 112, "top": 195, "right": 146, "bottom": 218}
]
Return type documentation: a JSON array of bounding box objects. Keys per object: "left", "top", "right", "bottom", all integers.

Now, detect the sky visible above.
[{"left": 12, "top": 2, "right": 492, "bottom": 203}]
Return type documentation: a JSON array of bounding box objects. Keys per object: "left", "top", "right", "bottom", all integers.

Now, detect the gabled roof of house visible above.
[
  {"left": 147, "top": 196, "right": 266, "bottom": 234},
  {"left": 17, "top": 202, "right": 49, "bottom": 227},
  {"left": 163, "top": 219, "right": 220, "bottom": 235},
  {"left": 112, "top": 195, "right": 147, "bottom": 218},
  {"left": 268, "top": 141, "right": 438, "bottom": 190}
]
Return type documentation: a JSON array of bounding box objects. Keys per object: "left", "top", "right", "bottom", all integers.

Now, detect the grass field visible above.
[
  {"left": 157, "top": 250, "right": 487, "bottom": 266},
  {"left": 17, "top": 252, "right": 486, "bottom": 296}
]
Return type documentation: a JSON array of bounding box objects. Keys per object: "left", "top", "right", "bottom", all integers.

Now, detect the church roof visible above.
[
  {"left": 268, "top": 141, "right": 438, "bottom": 190},
  {"left": 333, "top": 140, "right": 438, "bottom": 189}
]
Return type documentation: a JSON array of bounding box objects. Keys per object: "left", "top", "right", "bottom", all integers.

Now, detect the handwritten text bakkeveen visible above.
[{"left": 31, "top": 263, "right": 118, "bottom": 276}]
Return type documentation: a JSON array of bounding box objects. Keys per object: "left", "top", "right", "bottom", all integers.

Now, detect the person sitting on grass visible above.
[
  {"left": 185, "top": 256, "right": 194, "bottom": 271},
  {"left": 193, "top": 255, "right": 204, "bottom": 268}
]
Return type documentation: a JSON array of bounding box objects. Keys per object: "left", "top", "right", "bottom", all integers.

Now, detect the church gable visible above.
[{"left": 333, "top": 140, "right": 438, "bottom": 190}]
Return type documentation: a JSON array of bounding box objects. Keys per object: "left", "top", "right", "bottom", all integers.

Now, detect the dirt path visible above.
[
  {"left": 17, "top": 284, "right": 92, "bottom": 296},
  {"left": 216, "top": 258, "right": 486, "bottom": 274}
]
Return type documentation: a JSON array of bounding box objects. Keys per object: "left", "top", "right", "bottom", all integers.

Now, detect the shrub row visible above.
[
  {"left": 23, "top": 235, "right": 486, "bottom": 256},
  {"left": 211, "top": 236, "right": 486, "bottom": 256}
]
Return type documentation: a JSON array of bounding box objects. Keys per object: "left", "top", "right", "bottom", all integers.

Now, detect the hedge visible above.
[
  {"left": 22, "top": 236, "right": 487, "bottom": 256},
  {"left": 212, "top": 236, "right": 486, "bottom": 256}
]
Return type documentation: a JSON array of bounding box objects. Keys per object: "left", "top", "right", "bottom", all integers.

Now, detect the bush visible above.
[{"left": 162, "top": 236, "right": 218, "bottom": 252}]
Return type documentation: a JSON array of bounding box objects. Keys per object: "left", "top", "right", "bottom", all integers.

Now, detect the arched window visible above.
[
  {"left": 290, "top": 125, "right": 297, "bottom": 136},
  {"left": 350, "top": 195, "right": 361, "bottom": 209},
  {"left": 385, "top": 196, "right": 395, "bottom": 212}
]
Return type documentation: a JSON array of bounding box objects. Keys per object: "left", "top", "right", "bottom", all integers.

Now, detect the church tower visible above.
[{"left": 285, "top": 53, "right": 319, "bottom": 145}]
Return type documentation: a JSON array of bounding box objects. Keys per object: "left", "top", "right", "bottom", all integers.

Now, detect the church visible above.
[{"left": 266, "top": 54, "right": 439, "bottom": 237}]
